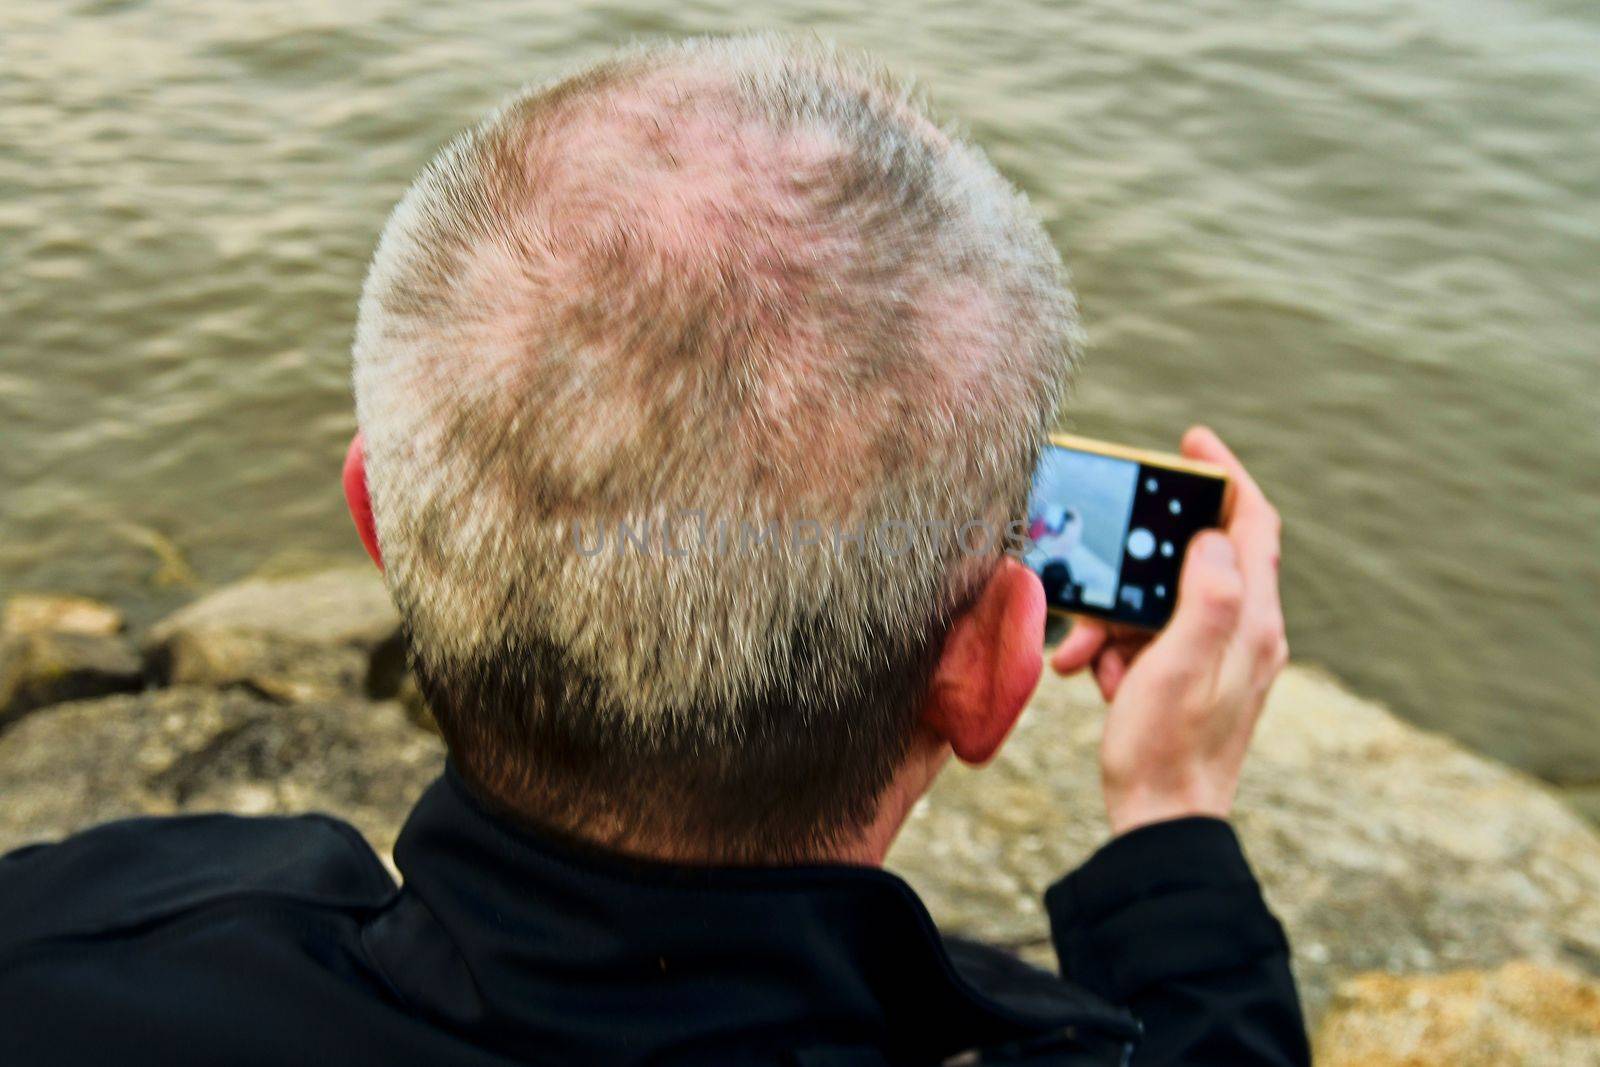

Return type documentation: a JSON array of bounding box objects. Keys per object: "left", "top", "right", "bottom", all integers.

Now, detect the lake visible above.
[{"left": 2, "top": 0, "right": 1596, "bottom": 810}]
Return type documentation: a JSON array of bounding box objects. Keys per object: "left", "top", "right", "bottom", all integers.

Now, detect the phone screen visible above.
[{"left": 1024, "top": 443, "right": 1227, "bottom": 629}]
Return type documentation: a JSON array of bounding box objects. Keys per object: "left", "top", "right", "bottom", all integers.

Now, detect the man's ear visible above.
[
  {"left": 922, "top": 557, "right": 1046, "bottom": 765},
  {"left": 342, "top": 434, "right": 383, "bottom": 572}
]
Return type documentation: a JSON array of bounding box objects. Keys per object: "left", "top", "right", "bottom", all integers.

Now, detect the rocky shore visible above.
[{"left": 2, "top": 568, "right": 1598, "bottom": 1063}]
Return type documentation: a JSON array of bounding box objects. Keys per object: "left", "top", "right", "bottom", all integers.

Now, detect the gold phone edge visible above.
[
  {"left": 1047, "top": 432, "right": 1231, "bottom": 480},
  {"left": 1040, "top": 433, "right": 1236, "bottom": 632}
]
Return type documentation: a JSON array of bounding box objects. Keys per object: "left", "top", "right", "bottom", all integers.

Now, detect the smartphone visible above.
[{"left": 1023, "top": 433, "right": 1232, "bottom": 631}]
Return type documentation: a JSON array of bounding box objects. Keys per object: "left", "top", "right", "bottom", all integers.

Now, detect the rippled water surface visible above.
[{"left": 3, "top": 1, "right": 1597, "bottom": 794}]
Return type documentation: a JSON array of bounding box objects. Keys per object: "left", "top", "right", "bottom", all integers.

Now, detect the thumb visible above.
[{"left": 1159, "top": 531, "right": 1244, "bottom": 662}]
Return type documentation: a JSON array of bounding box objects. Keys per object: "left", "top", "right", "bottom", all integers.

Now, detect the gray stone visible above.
[
  {"left": 1564, "top": 784, "right": 1600, "bottom": 828},
  {"left": 3, "top": 593, "right": 125, "bottom": 638},
  {"left": 143, "top": 568, "right": 402, "bottom": 703},
  {"left": 0, "top": 687, "right": 443, "bottom": 862},
  {"left": 0, "top": 595, "right": 142, "bottom": 724}
]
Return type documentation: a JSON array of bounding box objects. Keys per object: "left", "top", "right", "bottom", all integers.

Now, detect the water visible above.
[{"left": 3, "top": 1, "right": 1597, "bottom": 798}]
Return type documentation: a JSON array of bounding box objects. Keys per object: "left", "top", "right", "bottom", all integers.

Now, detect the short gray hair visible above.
[{"left": 352, "top": 34, "right": 1080, "bottom": 858}]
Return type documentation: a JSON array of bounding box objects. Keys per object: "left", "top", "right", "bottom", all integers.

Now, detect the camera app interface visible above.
[{"left": 1024, "top": 445, "right": 1225, "bottom": 629}]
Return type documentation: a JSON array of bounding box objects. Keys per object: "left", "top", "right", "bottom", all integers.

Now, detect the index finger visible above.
[
  {"left": 1051, "top": 617, "right": 1108, "bottom": 675},
  {"left": 1182, "top": 425, "right": 1271, "bottom": 530},
  {"left": 1181, "top": 425, "right": 1282, "bottom": 621}
]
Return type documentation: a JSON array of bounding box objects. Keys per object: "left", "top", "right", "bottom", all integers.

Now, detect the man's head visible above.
[{"left": 348, "top": 35, "right": 1081, "bottom": 862}]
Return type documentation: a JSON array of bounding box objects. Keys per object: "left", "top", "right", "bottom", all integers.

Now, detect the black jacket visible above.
[{"left": 0, "top": 766, "right": 1308, "bottom": 1066}]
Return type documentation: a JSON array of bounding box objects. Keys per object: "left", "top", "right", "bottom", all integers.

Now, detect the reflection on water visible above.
[{"left": 2, "top": 1, "right": 1597, "bottom": 795}]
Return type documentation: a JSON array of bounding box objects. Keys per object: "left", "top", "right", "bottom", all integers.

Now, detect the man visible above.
[{"left": 0, "top": 36, "right": 1306, "bottom": 1066}]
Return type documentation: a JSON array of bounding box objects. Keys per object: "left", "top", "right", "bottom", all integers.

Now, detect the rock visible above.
[
  {"left": 0, "top": 595, "right": 142, "bottom": 724},
  {"left": 1312, "top": 961, "right": 1600, "bottom": 1065},
  {"left": 888, "top": 666, "right": 1600, "bottom": 1025},
  {"left": 0, "top": 687, "right": 443, "bottom": 862},
  {"left": 3, "top": 593, "right": 125, "bottom": 638},
  {"left": 143, "top": 568, "right": 401, "bottom": 702},
  {"left": 1565, "top": 784, "right": 1600, "bottom": 828}
]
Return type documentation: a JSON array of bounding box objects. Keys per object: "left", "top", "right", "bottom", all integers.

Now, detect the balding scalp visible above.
[{"left": 353, "top": 34, "right": 1080, "bottom": 858}]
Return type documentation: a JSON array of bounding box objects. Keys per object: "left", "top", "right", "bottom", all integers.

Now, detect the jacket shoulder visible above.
[{"left": 0, "top": 812, "right": 396, "bottom": 953}]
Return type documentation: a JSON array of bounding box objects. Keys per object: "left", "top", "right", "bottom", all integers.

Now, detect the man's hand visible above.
[{"left": 1050, "top": 426, "right": 1287, "bottom": 836}]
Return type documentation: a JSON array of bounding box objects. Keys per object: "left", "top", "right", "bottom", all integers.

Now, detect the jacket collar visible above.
[{"left": 363, "top": 767, "right": 1136, "bottom": 1065}]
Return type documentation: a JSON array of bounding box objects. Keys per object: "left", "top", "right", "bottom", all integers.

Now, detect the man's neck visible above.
[{"left": 468, "top": 730, "right": 950, "bottom": 869}]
